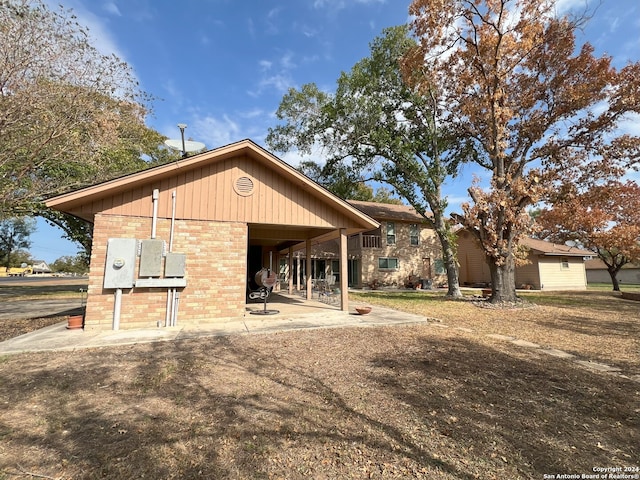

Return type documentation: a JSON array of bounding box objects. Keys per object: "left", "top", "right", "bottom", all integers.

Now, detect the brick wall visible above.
[
  {"left": 359, "top": 223, "right": 443, "bottom": 287},
  {"left": 85, "top": 213, "right": 248, "bottom": 330}
]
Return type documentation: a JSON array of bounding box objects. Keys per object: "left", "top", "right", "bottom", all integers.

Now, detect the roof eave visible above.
[{"left": 45, "top": 139, "right": 379, "bottom": 231}]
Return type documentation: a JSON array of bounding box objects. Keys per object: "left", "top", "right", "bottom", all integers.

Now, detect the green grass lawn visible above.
[{"left": 587, "top": 282, "right": 640, "bottom": 292}]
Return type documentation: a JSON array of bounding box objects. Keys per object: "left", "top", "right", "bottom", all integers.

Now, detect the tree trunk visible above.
[
  {"left": 488, "top": 253, "right": 518, "bottom": 303},
  {"left": 608, "top": 267, "right": 621, "bottom": 291},
  {"left": 440, "top": 233, "right": 462, "bottom": 298},
  {"left": 433, "top": 214, "right": 462, "bottom": 298}
]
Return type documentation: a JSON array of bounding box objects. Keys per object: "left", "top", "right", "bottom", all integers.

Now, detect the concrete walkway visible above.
[{"left": 0, "top": 304, "right": 432, "bottom": 355}]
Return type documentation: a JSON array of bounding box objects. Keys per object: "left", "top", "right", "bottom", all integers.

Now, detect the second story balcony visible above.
[
  {"left": 349, "top": 234, "right": 382, "bottom": 250},
  {"left": 362, "top": 235, "right": 381, "bottom": 248}
]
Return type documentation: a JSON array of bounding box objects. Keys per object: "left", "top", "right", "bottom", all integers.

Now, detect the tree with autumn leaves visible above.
[
  {"left": 537, "top": 181, "right": 640, "bottom": 291},
  {"left": 403, "top": 0, "right": 640, "bottom": 302},
  {"left": 1, "top": 0, "right": 177, "bottom": 261},
  {"left": 268, "top": 0, "right": 639, "bottom": 303}
]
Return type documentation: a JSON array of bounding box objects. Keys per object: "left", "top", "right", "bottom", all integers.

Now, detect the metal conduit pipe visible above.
[{"left": 151, "top": 189, "right": 159, "bottom": 239}]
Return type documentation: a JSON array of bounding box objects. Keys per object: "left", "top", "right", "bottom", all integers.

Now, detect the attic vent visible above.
[{"left": 234, "top": 176, "right": 254, "bottom": 196}]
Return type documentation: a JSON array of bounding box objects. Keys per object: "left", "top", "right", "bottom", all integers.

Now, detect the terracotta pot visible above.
[
  {"left": 355, "top": 306, "right": 372, "bottom": 315},
  {"left": 67, "top": 314, "right": 84, "bottom": 329}
]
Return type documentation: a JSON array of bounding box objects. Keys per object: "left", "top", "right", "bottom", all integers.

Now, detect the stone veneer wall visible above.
[{"left": 85, "top": 213, "right": 248, "bottom": 330}]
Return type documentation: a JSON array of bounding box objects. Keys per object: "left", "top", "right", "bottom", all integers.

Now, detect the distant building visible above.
[
  {"left": 457, "top": 232, "right": 593, "bottom": 290},
  {"left": 31, "top": 260, "right": 51, "bottom": 274},
  {"left": 585, "top": 258, "right": 640, "bottom": 285}
]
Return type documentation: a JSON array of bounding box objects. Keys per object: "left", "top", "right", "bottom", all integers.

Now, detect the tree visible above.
[
  {"left": 0, "top": 216, "right": 35, "bottom": 268},
  {"left": 50, "top": 254, "right": 89, "bottom": 275},
  {"left": 268, "top": 26, "right": 464, "bottom": 297},
  {"left": 403, "top": 0, "right": 640, "bottom": 302},
  {"left": 537, "top": 180, "right": 640, "bottom": 291},
  {"left": 0, "top": 0, "right": 165, "bottom": 217},
  {"left": 8, "top": 248, "right": 33, "bottom": 267},
  {"left": 297, "top": 160, "right": 402, "bottom": 204}
]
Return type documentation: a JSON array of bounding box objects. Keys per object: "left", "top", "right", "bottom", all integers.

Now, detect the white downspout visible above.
[{"left": 151, "top": 188, "right": 159, "bottom": 239}]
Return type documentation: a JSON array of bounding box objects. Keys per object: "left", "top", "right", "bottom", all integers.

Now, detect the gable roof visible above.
[
  {"left": 46, "top": 139, "right": 379, "bottom": 234},
  {"left": 347, "top": 200, "right": 428, "bottom": 223},
  {"left": 521, "top": 237, "right": 593, "bottom": 257}
]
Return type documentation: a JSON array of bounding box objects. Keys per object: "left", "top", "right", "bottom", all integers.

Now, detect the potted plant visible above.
[{"left": 67, "top": 288, "right": 86, "bottom": 329}]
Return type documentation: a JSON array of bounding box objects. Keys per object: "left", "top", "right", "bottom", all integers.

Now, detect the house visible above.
[
  {"left": 346, "top": 201, "right": 445, "bottom": 288},
  {"left": 585, "top": 258, "right": 640, "bottom": 285},
  {"left": 45, "top": 140, "right": 379, "bottom": 330},
  {"left": 31, "top": 260, "right": 51, "bottom": 274},
  {"left": 457, "top": 231, "right": 593, "bottom": 290},
  {"left": 281, "top": 201, "right": 445, "bottom": 289}
]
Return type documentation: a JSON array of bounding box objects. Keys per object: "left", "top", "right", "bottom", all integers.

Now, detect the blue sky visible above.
[{"left": 32, "top": 0, "right": 640, "bottom": 264}]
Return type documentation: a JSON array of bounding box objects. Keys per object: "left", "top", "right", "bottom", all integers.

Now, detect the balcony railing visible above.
[
  {"left": 348, "top": 234, "right": 382, "bottom": 250},
  {"left": 361, "top": 235, "right": 381, "bottom": 248}
]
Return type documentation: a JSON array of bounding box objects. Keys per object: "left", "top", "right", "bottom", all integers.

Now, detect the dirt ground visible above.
[{"left": 0, "top": 286, "right": 638, "bottom": 479}]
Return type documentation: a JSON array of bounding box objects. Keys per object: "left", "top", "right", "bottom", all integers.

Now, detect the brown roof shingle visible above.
[
  {"left": 521, "top": 237, "right": 593, "bottom": 257},
  {"left": 347, "top": 200, "right": 428, "bottom": 223}
]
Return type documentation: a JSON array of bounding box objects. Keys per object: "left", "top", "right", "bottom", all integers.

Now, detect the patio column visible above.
[
  {"left": 340, "top": 228, "right": 348, "bottom": 312},
  {"left": 288, "top": 247, "right": 294, "bottom": 294},
  {"left": 306, "top": 239, "right": 312, "bottom": 300},
  {"left": 296, "top": 253, "right": 301, "bottom": 291}
]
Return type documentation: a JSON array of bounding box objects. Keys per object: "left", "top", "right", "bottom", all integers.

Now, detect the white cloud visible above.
[
  {"left": 256, "top": 74, "right": 294, "bottom": 95},
  {"left": 554, "top": 0, "right": 592, "bottom": 15},
  {"left": 250, "top": 51, "right": 298, "bottom": 97},
  {"left": 160, "top": 79, "right": 185, "bottom": 107},
  {"left": 276, "top": 150, "right": 309, "bottom": 169},
  {"left": 267, "top": 7, "right": 282, "bottom": 19},
  {"left": 247, "top": 18, "right": 256, "bottom": 38},
  {"left": 241, "top": 108, "right": 266, "bottom": 119},
  {"left": 189, "top": 114, "right": 241, "bottom": 150},
  {"left": 618, "top": 113, "right": 640, "bottom": 137},
  {"left": 103, "top": 2, "right": 121, "bottom": 16},
  {"left": 296, "top": 23, "right": 318, "bottom": 38},
  {"left": 279, "top": 51, "right": 296, "bottom": 70}
]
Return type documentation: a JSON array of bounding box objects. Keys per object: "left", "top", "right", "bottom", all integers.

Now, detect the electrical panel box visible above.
[
  {"left": 104, "top": 238, "right": 138, "bottom": 289},
  {"left": 139, "top": 239, "right": 164, "bottom": 277},
  {"left": 165, "top": 253, "right": 186, "bottom": 278}
]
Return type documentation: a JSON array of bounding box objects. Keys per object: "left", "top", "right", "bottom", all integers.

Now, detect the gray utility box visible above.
[
  {"left": 104, "top": 238, "right": 138, "bottom": 289},
  {"left": 165, "top": 253, "right": 186, "bottom": 278},
  {"left": 139, "top": 239, "right": 165, "bottom": 277}
]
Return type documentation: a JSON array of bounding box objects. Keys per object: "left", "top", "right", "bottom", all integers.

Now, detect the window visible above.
[
  {"left": 561, "top": 257, "right": 569, "bottom": 269},
  {"left": 378, "top": 257, "right": 399, "bottom": 270},
  {"left": 386, "top": 222, "right": 396, "bottom": 245},
  {"left": 331, "top": 260, "right": 340, "bottom": 283},
  {"left": 410, "top": 224, "right": 419, "bottom": 246},
  {"left": 434, "top": 258, "right": 446, "bottom": 275}
]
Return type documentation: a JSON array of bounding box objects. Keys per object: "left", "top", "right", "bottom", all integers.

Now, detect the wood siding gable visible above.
[{"left": 46, "top": 140, "right": 378, "bottom": 232}]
